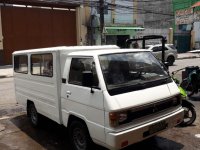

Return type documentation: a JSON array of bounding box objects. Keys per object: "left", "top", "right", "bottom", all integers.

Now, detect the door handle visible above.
[{"left": 66, "top": 91, "right": 71, "bottom": 95}]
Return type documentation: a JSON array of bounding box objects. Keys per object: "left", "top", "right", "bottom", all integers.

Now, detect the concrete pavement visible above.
[
  {"left": 0, "top": 65, "right": 13, "bottom": 78},
  {"left": 177, "top": 52, "right": 200, "bottom": 60}
]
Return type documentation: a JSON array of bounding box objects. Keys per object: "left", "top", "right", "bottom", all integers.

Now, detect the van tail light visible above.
[{"left": 109, "top": 111, "right": 128, "bottom": 127}]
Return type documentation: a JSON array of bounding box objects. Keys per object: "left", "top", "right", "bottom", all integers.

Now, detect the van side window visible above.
[
  {"left": 14, "top": 55, "right": 28, "bottom": 74},
  {"left": 31, "top": 53, "right": 53, "bottom": 77},
  {"left": 68, "top": 58, "right": 99, "bottom": 87}
]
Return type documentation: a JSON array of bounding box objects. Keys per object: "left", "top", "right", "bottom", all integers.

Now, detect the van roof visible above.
[
  {"left": 68, "top": 49, "right": 150, "bottom": 56},
  {"left": 12, "top": 45, "right": 119, "bottom": 55}
]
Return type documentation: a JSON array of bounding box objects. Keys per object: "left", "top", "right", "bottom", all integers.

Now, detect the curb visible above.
[
  {"left": 0, "top": 74, "right": 13, "bottom": 79},
  {"left": 177, "top": 56, "right": 200, "bottom": 60},
  {"left": 0, "top": 75, "right": 13, "bottom": 79},
  {"left": 0, "top": 75, "right": 7, "bottom": 78}
]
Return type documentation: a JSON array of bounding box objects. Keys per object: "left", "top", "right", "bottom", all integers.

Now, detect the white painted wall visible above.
[{"left": 194, "top": 22, "right": 200, "bottom": 42}]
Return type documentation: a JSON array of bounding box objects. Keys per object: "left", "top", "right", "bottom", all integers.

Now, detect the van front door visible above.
[{"left": 61, "top": 57, "right": 105, "bottom": 143}]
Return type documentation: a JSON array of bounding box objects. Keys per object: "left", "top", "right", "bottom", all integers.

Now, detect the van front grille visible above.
[{"left": 119, "top": 96, "right": 181, "bottom": 125}]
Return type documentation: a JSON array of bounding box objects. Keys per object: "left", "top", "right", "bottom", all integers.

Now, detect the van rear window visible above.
[
  {"left": 14, "top": 55, "right": 28, "bottom": 74},
  {"left": 31, "top": 53, "right": 53, "bottom": 77}
]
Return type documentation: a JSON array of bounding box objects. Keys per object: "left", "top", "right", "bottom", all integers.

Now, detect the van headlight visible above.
[{"left": 109, "top": 111, "right": 128, "bottom": 127}]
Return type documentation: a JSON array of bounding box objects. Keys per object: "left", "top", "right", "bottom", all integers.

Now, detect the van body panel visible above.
[
  {"left": 60, "top": 55, "right": 106, "bottom": 143},
  {"left": 104, "top": 84, "right": 172, "bottom": 111},
  {"left": 14, "top": 52, "right": 61, "bottom": 123},
  {"left": 167, "top": 81, "right": 181, "bottom": 95},
  {"left": 61, "top": 84, "right": 106, "bottom": 143}
]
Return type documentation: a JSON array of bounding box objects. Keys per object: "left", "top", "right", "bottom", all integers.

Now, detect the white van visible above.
[{"left": 13, "top": 45, "right": 184, "bottom": 150}]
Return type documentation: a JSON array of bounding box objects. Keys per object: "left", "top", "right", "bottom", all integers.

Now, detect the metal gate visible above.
[
  {"left": 174, "top": 32, "right": 191, "bottom": 53},
  {"left": 1, "top": 6, "right": 77, "bottom": 65}
]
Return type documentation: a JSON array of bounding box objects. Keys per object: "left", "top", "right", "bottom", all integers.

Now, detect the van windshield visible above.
[{"left": 99, "top": 52, "right": 171, "bottom": 95}]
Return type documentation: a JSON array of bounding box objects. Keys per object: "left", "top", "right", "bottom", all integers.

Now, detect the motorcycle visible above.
[
  {"left": 180, "top": 66, "right": 200, "bottom": 97},
  {"left": 172, "top": 70, "right": 196, "bottom": 126}
]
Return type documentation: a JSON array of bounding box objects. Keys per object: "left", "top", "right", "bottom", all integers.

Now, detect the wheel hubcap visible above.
[
  {"left": 183, "top": 108, "right": 192, "bottom": 122},
  {"left": 73, "top": 127, "right": 86, "bottom": 149}
]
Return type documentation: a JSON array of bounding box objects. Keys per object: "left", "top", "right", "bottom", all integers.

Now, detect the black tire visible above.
[
  {"left": 69, "top": 120, "right": 92, "bottom": 150},
  {"left": 28, "top": 103, "right": 40, "bottom": 127},
  {"left": 167, "top": 56, "right": 175, "bottom": 66},
  {"left": 179, "top": 105, "right": 196, "bottom": 127},
  {"left": 180, "top": 79, "right": 194, "bottom": 97}
]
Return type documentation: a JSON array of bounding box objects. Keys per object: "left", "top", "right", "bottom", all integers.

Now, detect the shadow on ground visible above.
[{"left": 10, "top": 115, "right": 184, "bottom": 150}]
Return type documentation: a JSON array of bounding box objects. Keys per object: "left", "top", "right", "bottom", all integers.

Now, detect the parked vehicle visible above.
[
  {"left": 13, "top": 45, "right": 184, "bottom": 150},
  {"left": 172, "top": 70, "right": 196, "bottom": 126},
  {"left": 146, "top": 44, "right": 178, "bottom": 66}
]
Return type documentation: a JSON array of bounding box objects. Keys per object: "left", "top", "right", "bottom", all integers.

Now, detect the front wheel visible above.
[
  {"left": 69, "top": 120, "right": 92, "bottom": 150},
  {"left": 179, "top": 105, "right": 196, "bottom": 127}
]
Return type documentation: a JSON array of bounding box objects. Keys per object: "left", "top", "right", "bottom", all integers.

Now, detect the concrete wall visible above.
[
  {"left": 141, "top": 0, "right": 174, "bottom": 28},
  {"left": 135, "top": 28, "right": 170, "bottom": 44}
]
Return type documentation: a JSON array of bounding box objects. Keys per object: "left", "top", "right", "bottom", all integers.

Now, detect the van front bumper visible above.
[{"left": 106, "top": 108, "right": 184, "bottom": 150}]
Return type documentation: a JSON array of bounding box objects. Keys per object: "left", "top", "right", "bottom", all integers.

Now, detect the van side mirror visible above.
[{"left": 82, "top": 71, "right": 94, "bottom": 88}]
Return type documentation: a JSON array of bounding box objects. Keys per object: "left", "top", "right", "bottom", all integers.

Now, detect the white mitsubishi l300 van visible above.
[{"left": 13, "top": 46, "right": 184, "bottom": 150}]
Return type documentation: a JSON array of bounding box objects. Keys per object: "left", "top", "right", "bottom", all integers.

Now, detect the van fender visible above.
[
  {"left": 66, "top": 111, "right": 89, "bottom": 127},
  {"left": 66, "top": 111, "right": 93, "bottom": 137}
]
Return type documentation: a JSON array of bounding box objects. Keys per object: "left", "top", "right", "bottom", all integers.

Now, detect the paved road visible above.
[
  {"left": 170, "top": 58, "right": 200, "bottom": 72},
  {"left": 0, "top": 58, "right": 200, "bottom": 150},
  {"left": 0, "top": 78, "right": 16, "bottom": 106}
]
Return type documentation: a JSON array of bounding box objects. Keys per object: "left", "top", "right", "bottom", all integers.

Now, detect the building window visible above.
[
  {"left": 14, "top": 55, "right": 28, "bottom": 74},
  {"left": 68, "top": 58, "right": 98, "bottom": 87},
  {"left": 31, "top": 53, "right": 53, "bottom": 77}
]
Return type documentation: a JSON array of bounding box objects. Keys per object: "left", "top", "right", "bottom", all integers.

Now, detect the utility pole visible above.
[
  {"left": 133, "top": 0, "right": 138, "bottom": 25},
  {"left": 99, "top": 0, "right": 104, "bottom": 45}
]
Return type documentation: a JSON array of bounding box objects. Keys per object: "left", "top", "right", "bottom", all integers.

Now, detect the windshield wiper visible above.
[{"left": 146, "top": 76, "right": 172, "bottom": 85}]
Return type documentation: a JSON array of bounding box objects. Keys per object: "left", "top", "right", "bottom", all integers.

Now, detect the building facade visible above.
[
  {"left": 84, "top": 0, "right": 144, "bottom": 48},
  {"left": 0, "top": 0, "right": 80, "bottom": 65},
  {"left": 173, "top": 0, "right": 200, "bottom": 52}
]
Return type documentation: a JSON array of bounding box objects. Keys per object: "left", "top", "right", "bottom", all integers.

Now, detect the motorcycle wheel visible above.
[
  {"left": 180, "top": 79, "right": 194, "bottom": 97},
  {"left": 179, "top": 105, "right": 196, "bottom": 127}
]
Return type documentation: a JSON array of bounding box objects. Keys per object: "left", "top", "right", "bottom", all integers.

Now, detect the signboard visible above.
[{"left": 175, "top": 8, "right": 193, "bottom": 25}]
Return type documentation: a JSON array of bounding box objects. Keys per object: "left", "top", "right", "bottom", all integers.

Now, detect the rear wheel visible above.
[
  {"left": 167, "top": 56, "right": 175, "bottom": 66},
  {"left": 69, "top": 120, "right": 92, "bottom": 150},
  {"left": 28, "top": 103, "right": 40, "bottom": 127}
]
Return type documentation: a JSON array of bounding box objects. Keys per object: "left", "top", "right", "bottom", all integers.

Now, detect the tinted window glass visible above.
[
  {"left": 31, "top": 53, "right": 53, "bottom": 77},
  {"left": 152, "top": 46, "right": 167, "bottom": 52},
  {"left": 14, "top": 55, "right": 28, "bottom": 74},
  {"left": 168, "top": 45, "right": 176, "bottom": 50},
  {"left": 152, "top": 47, "right": 160, "bottom": 52},
  {"left": 68, "top": 58, "right": 98, "bottom": 87}
]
